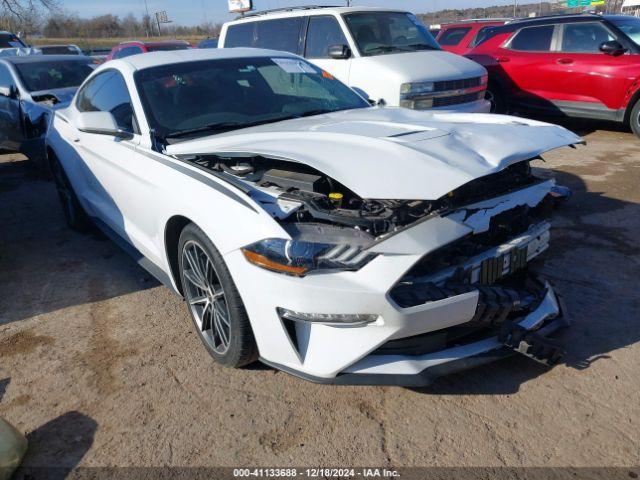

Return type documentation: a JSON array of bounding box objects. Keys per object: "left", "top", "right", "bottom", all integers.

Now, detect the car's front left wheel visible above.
[
  {"left": 50, "top": 153, "right": 92, "bottom": 231},
  {"left": 178, "top": 223, "right": 258, "bottom": 367}
]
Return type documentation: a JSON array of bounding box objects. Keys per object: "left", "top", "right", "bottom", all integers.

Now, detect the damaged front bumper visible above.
[{"left": 260, "top": 275, "right": 569, "bottom": 387}]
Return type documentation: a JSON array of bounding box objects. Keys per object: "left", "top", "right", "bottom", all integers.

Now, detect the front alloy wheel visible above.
[
  {"left": 178, "top": 223, "right": 257, "bottom": 367},
  {"left": 182, "top": 240, "right": 231, "bottom": 355}
]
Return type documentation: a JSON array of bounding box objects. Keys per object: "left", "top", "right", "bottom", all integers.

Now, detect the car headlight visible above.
[
  {"left": 400, "top": 81, "right": 435, "bottom": 96},
  {"left": 241, "top": 224, "right": 378, "bottom": 276}
]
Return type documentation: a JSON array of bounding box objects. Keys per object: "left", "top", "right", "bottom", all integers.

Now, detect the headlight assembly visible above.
[
  {"left": 400, "top": 81, "right": 435, "bottom": 97},
  {"left": 241, "top": 224, "right": 378, "bottom": 276}
]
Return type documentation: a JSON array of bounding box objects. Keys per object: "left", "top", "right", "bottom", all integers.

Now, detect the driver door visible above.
[
  {"left": 71, "top": 69, "right": 165, "bottom": 266},
  {"left": 304, "top": 15, "right": 352, "bottom": 85},
  {"left": 0, "top": 64, "right": 23, "bottom": 150},
  {"left": 550, "top": 21, "right": 630, "bottom": 111}
]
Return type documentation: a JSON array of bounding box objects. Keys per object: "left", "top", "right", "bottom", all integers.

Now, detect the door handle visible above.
[
  {"left": 557, "top": 58, "right": 574, "bottom": 64},
  {"left": 497, "top": 56, "right": 510, "bottom": 63}
]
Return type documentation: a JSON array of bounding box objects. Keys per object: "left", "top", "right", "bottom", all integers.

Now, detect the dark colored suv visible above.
[{"left": 467, "top": 14, "right": 640, "bottom": 137}]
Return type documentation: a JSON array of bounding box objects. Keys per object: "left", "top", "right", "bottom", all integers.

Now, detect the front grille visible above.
[
  {"left": 434, "top": 76, "right": 481, "bottom": 92},
  {"left": 377, "top": 273, "right": 548, "bottom": 356},
  {"left": 433, "top": 91, "right": 481, "bottom": 107}
]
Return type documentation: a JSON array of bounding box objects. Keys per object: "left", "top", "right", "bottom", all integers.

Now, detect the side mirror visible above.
[
  {"left": 75, "top": 111, "right": 133, "bottom": 139},
  {"left": 599, "top": 40, "right": 626, "bottom": 56},
  {"left": 328, "top": 44, "right": 351, "bottom": 59}
]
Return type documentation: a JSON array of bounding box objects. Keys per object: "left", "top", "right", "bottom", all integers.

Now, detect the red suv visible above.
[
  {"left": 436, "top": 19, "right": 508, "bottom": 55},
  {"left": 106, "top": 40, "right": 190, "bottom": 61},
  {"left": 467, "top": 14, "right": 640, "bottom": 137}
]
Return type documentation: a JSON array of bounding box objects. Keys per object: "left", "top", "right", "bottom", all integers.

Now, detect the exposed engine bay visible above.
[{"left": 186, "top": 153, "right": 544, "bottom": 239}]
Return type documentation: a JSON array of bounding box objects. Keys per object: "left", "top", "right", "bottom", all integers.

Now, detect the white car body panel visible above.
[
  {"left": 46, "top": 48, "right": 580, "bottom": 383},
  {"left": 219, "top": 6, "right": 490, "bottom": 112},
  {"left": 166, "top": 107, "right": 582, "bottom": 200}
]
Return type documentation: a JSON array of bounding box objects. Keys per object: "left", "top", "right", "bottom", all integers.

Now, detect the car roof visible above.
[
  {"left": 441, "top": 19, "right": 509, "bottom": 27},
  {"left": 0, "top": 54, "right": 92, "bottom": 64},
  {"left": 118, "top": 40, "right": 189, "bottom": 47},
  {"left": 111, "top": 46, "right": 297, "bottom": 70},
  {"left": 493, "top": 13, "right": 627, "bottom": 31},
  {"left": 228, "top": 5, "right": 407, "bottom": 23}
]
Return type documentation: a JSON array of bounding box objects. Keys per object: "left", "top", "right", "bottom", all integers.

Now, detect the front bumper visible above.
[{"left": 258, "top": 279, "right": 568, "bottom": 386}]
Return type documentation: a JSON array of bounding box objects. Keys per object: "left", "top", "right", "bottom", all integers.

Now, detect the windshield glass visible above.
[
  {"left": 135, "top": 57, "right": 369, "bottom": 140},
  {"left": 40, "top": 45, "right": 80, "bottom": 55},
  {"left": 15, "top": 60, "right": 94, "bottom": 92},
  {"left": 610, "top": 17, "right": 640, "bottom": 46},
  {"left": 0, "top": 33, "right": 26, "bottom": 49},
  {"left": 343, "top": 11, "right": 439, "bottom": 56}
]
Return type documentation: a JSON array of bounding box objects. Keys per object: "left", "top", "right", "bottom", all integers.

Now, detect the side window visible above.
[
  {"left": 438, "top": 27, "right": 471, "bottom": 46},
  {"left": 0, "top": 65, "right": 14, "bottom": 89},
  {"left": 509, "top": 25, "right": 555, "bottom": 51},
  {"left": 114, "top": 46, "right": 143, "bottom": 59},
  {"left": 469, "top": 26, "right": 494, "bottom": 47},
  {"left": 225, "top": 23, "right": 255, "bottom": 48},
  {"left": 76, "top": 70, "right": 137, "bottom": 133},
  {"left": 305, "top": 15, "right": 348, "bottom": 58},
  {"left": 254, "top": 17, "right": 304, "bottom": 54},
  {"left": 561, "top": 22, "right": 614, "bottom": 53}
]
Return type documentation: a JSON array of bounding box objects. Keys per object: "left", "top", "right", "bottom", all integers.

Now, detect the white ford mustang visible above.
[{"left": 46, "top": 48, "right": 581, "bottom": 386}]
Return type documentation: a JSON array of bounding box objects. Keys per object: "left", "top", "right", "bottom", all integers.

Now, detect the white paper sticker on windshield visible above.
[{"left": 272, "top": 58, "right": 317, "bottom": 74}]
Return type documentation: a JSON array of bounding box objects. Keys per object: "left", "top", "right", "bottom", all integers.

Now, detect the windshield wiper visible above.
[
  {"left": 165, "top": 115, "right": 298, "bottom": 139},
  {"left": 405, "top": 43, "right": 437, "bottom": 51},
  {"left": 364, "top": 45, "right": 405, "bottom": 54}
]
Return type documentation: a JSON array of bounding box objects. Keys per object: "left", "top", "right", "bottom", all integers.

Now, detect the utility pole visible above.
[
  {"left": 513, "top": 0, "right": 518, "bottom": 17},
  {"left": 144, "top": 0, "right": 151, "bottom": 37}
]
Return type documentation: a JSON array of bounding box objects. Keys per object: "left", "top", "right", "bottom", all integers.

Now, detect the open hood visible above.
[{"left": 165, "top": 108, "right": 582, "bottom": 200}]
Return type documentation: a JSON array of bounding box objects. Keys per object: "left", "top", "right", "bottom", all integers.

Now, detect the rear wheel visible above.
[
  {"left": 486, "top": 84, "right": 507, "bottom": 114},
  {"left": 178, "top": 223, "right": 257, "bottom": 367},
  {"left": 629, "top": 99, "right": 640, "bottom": 138},
  {"left": 49, "top": 154, "right": 92, "bottom": 231}
]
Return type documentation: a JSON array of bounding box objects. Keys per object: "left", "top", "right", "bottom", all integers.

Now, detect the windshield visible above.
[
  {"left": 135, "top": 57, "right": 369, "bottom": 140},
  {"left": 343, "top": 11, "right": 439, "bottom": 56},
  {"left": 40, "top": 45, "right": 80, "bottom": 55},
  {"left": 0, "top": 33, "right": 26, "bottom": 49},
  {"left": 610, "top": 17, "right": 640, "bottom": 46},
  {"left": 147, "top": 44, "right": 189, "bottom": 52},
  {"left": 15, "top": 60, "right": 94, "bottom": 92}
]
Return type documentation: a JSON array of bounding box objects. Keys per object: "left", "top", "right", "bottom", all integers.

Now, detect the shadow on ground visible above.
[
  {"left": 0, "top": 158, "right": 159, "bottom": 325},
  {"left": 12, "top": 411, "right": 97, "bottom": 480}
]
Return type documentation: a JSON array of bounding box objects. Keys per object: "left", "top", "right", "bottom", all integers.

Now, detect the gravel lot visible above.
[{"left": 0, "top": 120, "right": 638, "bottom": 474}]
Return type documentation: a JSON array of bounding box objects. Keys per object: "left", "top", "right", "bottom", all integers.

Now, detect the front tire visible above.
[
  {"left": 629, "top": 99, "right": 640, "bottom": 138},
  {"left": 178, "top": 223, "right": 257, "bottom": 367},
  {"left": 49, "top": 154, "right": 92, "bottom": 231},
  {"left": 486, "top": 83, "right": 507, "bottom": 114}
]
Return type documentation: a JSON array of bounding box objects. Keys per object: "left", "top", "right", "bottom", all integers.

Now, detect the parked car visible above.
[
  {"left": 0, "top": 31, "right": 28, "bottom": 55},
  {"left": 0, "top": 55, "right": 94, "bottom": 168},
  {"left": 36, "top": 44, "right": 83, "bottom": 55},
  {"left": 83, "top": 47, "right": 112, "bottom": 64},
  {"left": 106, "top": 40, "right": 190, "bottom": 61},
  {"left": 219, "top": 6, "right": 490, "bottom": 113},
  {"left": 436, "top": 19, "right": 509, "bottom": 55},
  {"left": 198, "top": 37, "right": 218, "bottom": 48},
  {"left": 46, "top": 48, "right": 580, "bottom": 385},
  {"left": 467, "top": 13, "right": 640, "bottom": 136}
]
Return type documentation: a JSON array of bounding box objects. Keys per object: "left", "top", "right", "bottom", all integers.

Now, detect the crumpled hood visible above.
[
  {"left": 29, "top": 87, "right": 77, "bottom": 109},
  {"left": 165, "top": 108, "right": 583, "bottom": 200}
]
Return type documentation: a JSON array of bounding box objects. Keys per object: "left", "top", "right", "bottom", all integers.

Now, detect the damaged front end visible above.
[{"left": 177, "top": 150, "right": 569, "bottom": 373}]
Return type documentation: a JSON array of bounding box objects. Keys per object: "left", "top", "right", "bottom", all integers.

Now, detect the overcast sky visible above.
[{"left": 61, "top": 0, "right": 517, "bottom": 25}]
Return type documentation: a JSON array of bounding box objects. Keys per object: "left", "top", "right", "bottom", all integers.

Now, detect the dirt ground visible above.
[{"left": 0, "top": 119, "right": 638, "bottom": 474}]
